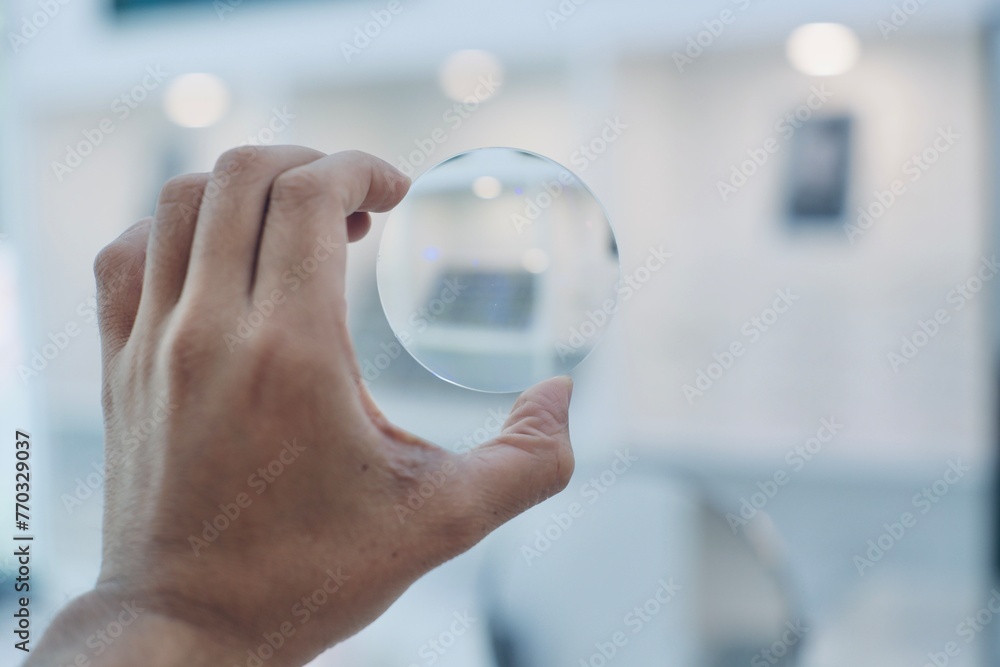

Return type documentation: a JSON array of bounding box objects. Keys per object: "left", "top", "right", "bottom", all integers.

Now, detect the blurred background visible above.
[{"left": 0, "top": 0, "right": 998, "bottom": 665}]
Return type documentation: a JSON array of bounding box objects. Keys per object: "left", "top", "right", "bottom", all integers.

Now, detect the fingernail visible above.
[{"left": 558, "top": 375, "right": 574, "bottom": 402}]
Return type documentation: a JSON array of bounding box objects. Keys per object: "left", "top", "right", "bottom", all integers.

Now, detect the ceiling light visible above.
[
  {"left": 438, "top": 50, "right": 504, "bottom": 103},
  {"left": 522, "top": 248, "right": 549, "bottom": 274},
  {"left": 164, "top": 73, "right": 231, "bottom": 128},
  {"left": 472, "top": 175, "right": 502, "bottom": 199},
  {"left": 786, "top": 23, "right": 861, "bottom": 77}
]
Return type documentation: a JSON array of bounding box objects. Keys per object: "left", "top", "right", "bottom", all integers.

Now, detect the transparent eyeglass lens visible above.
[{"left": 377, "top": 147, "right": 620, "bottom": 393}]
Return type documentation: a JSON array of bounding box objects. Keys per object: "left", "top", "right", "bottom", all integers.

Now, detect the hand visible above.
[{"left": 30, "top": 147, "right": 574, "bottom": 667}]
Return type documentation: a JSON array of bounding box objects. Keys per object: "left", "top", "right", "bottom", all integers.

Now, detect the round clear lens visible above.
[{"left": 377, "top": 147, "right": 620, "bottom": 393}]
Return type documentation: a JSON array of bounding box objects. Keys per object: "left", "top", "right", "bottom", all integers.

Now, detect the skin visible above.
[{"left": 28, "top": 147, "right": 575, "bottom": 667}]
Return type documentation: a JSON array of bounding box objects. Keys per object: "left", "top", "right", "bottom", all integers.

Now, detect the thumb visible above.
[{"left": 460, "top": 376, "right": 576, "bottom": 527}]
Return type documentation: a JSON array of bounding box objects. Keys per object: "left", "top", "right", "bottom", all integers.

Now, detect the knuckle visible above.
[
  {"left": 212, "top": 145, "right": 261, "bottom": 179},
  {"left": 159, "top": 173, "right": 208, "bottom": 206},
  {"left": 155, "top": 175, "right": 208, "bottom": 237},
  {"left": 205, "top": 146, "right": 265, "bottom": 198},
  {"left": 164, "top": 315, "right": 207, "bottom": 350},
  {"left": 549, "top": 444, "right": 575, "bottom": 494},
  {"left": 93, "top": 238, "right": 142, "bottom": 294},
  {"left": 161, "top": 316, "right": 216, "bottom": 391},
  {"left": 514, "top": 397, "right": 562, "bottom": 433},
  {"left": 93, "top": 243, "right": 123, "bottom": 285},
  {"left": 246, "top": 325, "right": 295, "bottom": 359},
  {"left": 248, "top": 327, "right": 322, "bottom": 377},
  {"left": 230, "top": 329, "right": 330, "bottom": 412},
  {"left": 270, "top": 168, "right": 334, "bottom": 210},
  {"left": 92, "top": 224, "right": 148, "bottom": 346},
  {"left": 496, "top": 426, "right": 575, "bottom": 497},
  {"left": 156, "top": 174, "right": 207, "bottom": 221}
]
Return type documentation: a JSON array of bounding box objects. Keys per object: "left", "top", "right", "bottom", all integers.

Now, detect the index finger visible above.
[{"left": 252, "top": 150, "right": 410, "bottom": 303}]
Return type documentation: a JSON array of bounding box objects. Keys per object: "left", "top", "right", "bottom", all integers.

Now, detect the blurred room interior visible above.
[{"left": 1, "top": 0, "right": 999, "bottom": 665}]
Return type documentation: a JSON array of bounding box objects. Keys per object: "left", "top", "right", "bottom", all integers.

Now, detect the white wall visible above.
[{"left": 616, "top": 35, "right": 992, "bottom": 471}]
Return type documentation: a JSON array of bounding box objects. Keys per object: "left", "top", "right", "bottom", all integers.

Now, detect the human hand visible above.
[{"left": 30, "top": 147, "right": 574, "bottom": 667}]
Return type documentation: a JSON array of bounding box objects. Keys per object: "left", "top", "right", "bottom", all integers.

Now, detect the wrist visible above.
[{"left": 28, "top": 586, "right": 258, "bottom": 667}]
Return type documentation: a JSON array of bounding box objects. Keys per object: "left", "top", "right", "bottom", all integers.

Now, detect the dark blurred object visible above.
[
  {"left": 114, "top": 0, "right": 230, "bottom": 12},
  {"left": 429, "top": 270, "right": 537, "bottom": 329},
  {"left": 787, "top": 116, "right": 853, "bottom": 223},
  {"left": 112, "top": 0, "right": 293, "bottom": 16}
]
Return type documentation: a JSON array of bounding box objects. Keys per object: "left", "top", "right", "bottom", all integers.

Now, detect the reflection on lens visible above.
[{"left": 377, "top": 147, "right": 620, "bottom": 393}]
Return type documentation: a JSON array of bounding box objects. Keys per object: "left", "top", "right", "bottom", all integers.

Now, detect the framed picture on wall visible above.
[{"left": 786, "top": 115, "right": 854, "bottom": 225}]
